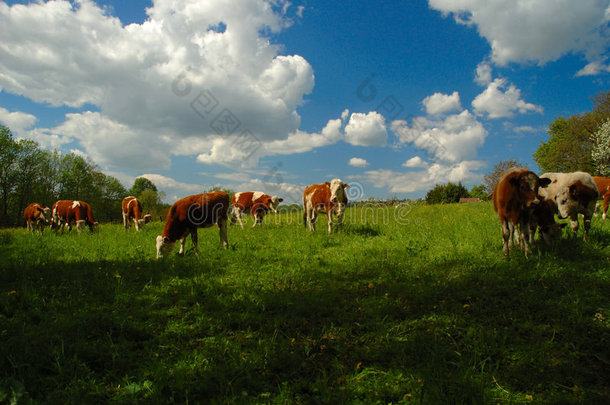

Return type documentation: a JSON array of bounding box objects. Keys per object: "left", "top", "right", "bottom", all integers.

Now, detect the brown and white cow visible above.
[
  {"left": 593, "top": 176, "right": 610, "bottom": 220},
  {"left": 51, "top": 200, "right": 97, "bottom": 233},
  {"left": 303, "top": 178, "right": 349, "bottom": 234},
  {"left": 156, "top": 191, "right": 229, "bottom": 259},
  {"left": 492, "top": 167, "right": 552, "bottom": 258},
  {"left": 230, "top": 192, "right": 283, "bottom": 229},
  {"left": 24, "top": 203, "right": 51, "bottom": 234},
  {"left": 122, "top": 196, "right": 152, "bottom": 231},
  {"left": 539, "top": 172, "right": 599, "bottom": 241}
]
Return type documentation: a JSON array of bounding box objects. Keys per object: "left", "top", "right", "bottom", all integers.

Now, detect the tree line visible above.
[
  {"left": 0, "top": 126, "right": 166, "bottom": 227},
  {"left": 426, "top": 90, "right": 610, "bottom": 204}
]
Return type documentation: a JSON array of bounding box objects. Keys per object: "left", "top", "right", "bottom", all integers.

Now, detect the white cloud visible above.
[
  {"left": 344, "top": 111, "right": 387, "bottom": 146},
  {"left": 422, "top": 91, "right": 462, "bottom": 115},
  {"left": 392, "top": 110, "right": 487, "bottom": 163},
  {"left": 136, "top": 173, "right": 205, "bottom": 202},
  {"left": 0, "top": 0, "right": 315, "bottom": 166},
  {"left": 52, "top": 111, "right": 172, "bottom": 170},
  {"left": 0, "top": 107, "right": 37, "bottom": 133},
  {"left": 576, "top": 60, "right": 610, "bottom": 77},
  {"left": 429, "top": 0, "right": 610, "bottom": 73},
  {"left": 363, "top": 160, "right": 485, "bottom": 193},
  {"left": 474, "top": 61, "right": 492, "bottom": 86},
  {"left": 472, "top": 78, "right": 543, "bottom": 119},
  {"left": 402, "top": 156, "right": 429, "bottom": 168},
  {"left": 348, "top": 157, "right": 369, "bottom": 168}
]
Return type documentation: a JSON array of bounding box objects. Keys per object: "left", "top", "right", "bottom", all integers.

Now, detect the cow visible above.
[
  {"left": 303, "top": 178, "right": 349, "bottom": 234},
  {"left": 492, "top": 167, "right": 552, "bottom": 258},
  {"left": 230, "top": 192, "right": 283, "bottom": 229},
  {"left": 51, "top": 200, "right": 97, "bottom": 233},
  {"left": 23, "top": 203, "right": 51, "bottom": 234},
  {"left": 527, "top": 196, "right": 566, "bottom": 246},
  {"left": 122, "top": 196, "right": 152, "bottom": 231},
  {"left": 539, "top": 172, "right": 599, "bottom": 241},
  {"left": 593, "top": 176, "right": 610, "bottom": 220},
  {"left": 156, "top": 190, "right": 229, "bottom": 259}
]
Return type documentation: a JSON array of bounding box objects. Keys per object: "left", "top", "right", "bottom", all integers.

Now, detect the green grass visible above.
[{"left": 1, "top": 202, "right": 609, "bottom": 404}]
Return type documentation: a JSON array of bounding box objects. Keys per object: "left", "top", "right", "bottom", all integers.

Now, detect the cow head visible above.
[
  {"left": 41, "top": 207, "right": 52, "bottom": 224},
  {"left": 328, "top": 178, "right": 349, "bottom": 205},
  {"left": 144, "top": 212, "right": 153, "bottom": 223},
  {"left": 156, "top": 235, "right": 175, "bottom": 259},
  {"left": 509, "top": 171, "right": 550, "bottom": 208},
  {"left": 553, "top": 180, "right": 598, "bottom": 219},
  {"left": 268, "top": 196, "right": 284, "bottom": 213}
]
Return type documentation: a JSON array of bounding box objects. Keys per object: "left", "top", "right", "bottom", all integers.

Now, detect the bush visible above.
[{"left": 425, "top": 182, "right": 469, "bottom": 204}]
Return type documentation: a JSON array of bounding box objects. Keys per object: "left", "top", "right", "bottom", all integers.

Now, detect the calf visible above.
[
  {"left": 24, "top": 203, "right": 51, "bottom": 234},
  {"left": 122, "top": 196, "right": 152, "bottom": 231},
  {"left": 492, "top": 167, "right": 551, "bottom": 258},
  {"left": 539, "top": 172, "right": 599, "bottom": 240},
  {"left": 593, "top": 176, "right": 610, "bottom": 220},
  {"left": 303, "top": 178, "right": 349, "bottom": 234},
  {"left": 230, "top": 192, "right": 283, "bottom": 229},
  {"left": 156, "top": 191, "right": 229, "bottom": 259},
  {"left": 51, "top": 200, "right": 97, "bottom": 233},
  {"left": 527, "top": 197, "right": 566, "bottom": 246}
]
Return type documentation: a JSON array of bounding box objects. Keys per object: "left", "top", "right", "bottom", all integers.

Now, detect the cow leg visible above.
[
  {"left": 76, "top": 220, "right": 86, "bottom": 233},
  {"left": 307, "top": 207, "right": 316, "bottom": 232},
  {"left": 604, "top": 196, "right": 609, "bottom": 220},
  {"left": 583, "top": 214, "right": 592, "bottom": 242},
  {"left": 123, "top": 212, "right": 129, "bottom": 230},
  {"left": 327, "top": 210, "right": 333, "bottom": 234},
  {"left": 501, "top": 219, "right": 512, "bottom": 256},
  {"left": 190, "top": 228, "right": 199, "bottom": 255},
  {"left": 234, "top": 207, "right": 245, "bottom": 230},
  {"left": 569, "top": 215, "right": 579, "bottom": 239},
  {"left": 178, "top": 236, "right": 187, "bottom": 255},
  {"left": 519, "top": 217, "right": 532, "bottom": 258},
  {"left": 218, "top": 217, "right": 229, "bottom": 249}
]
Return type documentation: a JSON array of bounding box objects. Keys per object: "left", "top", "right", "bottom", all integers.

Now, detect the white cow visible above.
[{"left": 539, "top": 172, "right": 599, "bottom": 240}]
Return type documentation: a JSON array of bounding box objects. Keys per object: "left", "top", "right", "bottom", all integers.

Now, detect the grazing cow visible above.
[
  {"left": 593, "top": 176, "right": 610, "bottom": 220},
  {"left": 492, "top": 167, "right": 551, "bottom": 257},
  {"left": 156, "top": 191, "right": 229, "bottom": 259},
  {"left": 24, "top": 203, "right": 51, "bottom": 234},
  {"left": 51, "top": 200, "right": 97, "bottom": 233},
  {"left": 303, "top": 178, "right": 349, "bottom": 234},
  {"left": 539, "top": 172, "right": 599, "bottom": 240},
  {"left": 230, "top": 192, "right": 283, "bottom": 229},
  {"left": 122, "top": 196, "right": 152, "bottom": 231}
]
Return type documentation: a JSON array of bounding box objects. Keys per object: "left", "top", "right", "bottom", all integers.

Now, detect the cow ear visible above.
[
  {"left": 343, "top": 184, "right": 350, "bottom": 189},
  {"left": 267, "top": 198, "right": 273, "bottom": 204},
  {"left": 163, "top": 237, "right": 170, "bottom": 243},
  {"left": 569, "top": 184, "right": 578, "bottom": 197},
  {"left": 278, "top": 198, "right": 284, "bottom": 202},
  {"left": 539, "top": 178, "right": 551, "bottom": 188}
]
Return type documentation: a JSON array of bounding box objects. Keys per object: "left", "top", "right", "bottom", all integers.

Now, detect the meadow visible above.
[{"left": 1, "top": 202, "right": 609, "bottom": 404}]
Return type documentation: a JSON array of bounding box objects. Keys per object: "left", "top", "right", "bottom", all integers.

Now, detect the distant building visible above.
[{"left": 459, "top": 197, "right": 482, "bottom": 203}]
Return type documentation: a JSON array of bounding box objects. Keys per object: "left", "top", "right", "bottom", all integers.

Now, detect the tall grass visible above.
[{"left": 1, "top": 202, "right": 609, "bottom": 404}]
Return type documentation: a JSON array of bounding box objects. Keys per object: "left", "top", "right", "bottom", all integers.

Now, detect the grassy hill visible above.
[{"left": 1, "top": 202, "right": 609, "bottom": 403}]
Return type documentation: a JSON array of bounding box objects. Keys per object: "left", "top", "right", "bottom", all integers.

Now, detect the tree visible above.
[
  {"left": 425, "top": 182, "right": 469, "bottom": 204},
  {"left": 130, "top": 177, "right": 157, "bottom": 197},
  {"left": 0, "top": 126, "right": 19, "bottom": 224},
  {"left": 469, "top": 184, "right": 488, "bottom": 200},
  {"left": 483, "top": 159, "right": 525, "bottom": 196},
  {"left": 592, "top": 119, "right": 610, "bottom": 176}
]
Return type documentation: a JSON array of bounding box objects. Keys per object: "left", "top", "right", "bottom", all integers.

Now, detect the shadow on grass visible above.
[{"left": 1, "top": 245, "right": 609, "bottom": 404}]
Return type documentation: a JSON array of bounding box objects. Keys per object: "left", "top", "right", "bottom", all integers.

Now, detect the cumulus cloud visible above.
[
  {"left": 392, "top": 110, "right": 487, "bottom": 163},
  {"left": 136, "top": 173, "right": 205, "bottom": 202},
  {"left": 422, "top": 91, "right": 462, "bottom": 115},
  {"left": 0, "top": 107, "right": 37, "bottom": 133},
  {"left": 472, "top": 78, "right": 543, "bottom": 118},
  {"left": 348, "top": 157, "right": 369, "bottom": 168},
  {"left": 363, "top": 160, "right": 485, "bottom": 193},
  {"left": 429, "top": 0, "right": 610, "bottom": 73},
  {"left": 402, "top": 156, "right": 429, "bottom": 168},
  {"left": 474, "top": 61, "right": 492, "bottom": 86},
  {"left": 0, "top": 0, "right": 314, "bottom": 168},
  {"left": 344, "top": 111, "right": 388, "bottom": 146}
]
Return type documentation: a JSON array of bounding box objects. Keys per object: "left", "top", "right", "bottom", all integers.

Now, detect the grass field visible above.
[{"left": 1, "top": 202, "right": 609, "bottom": 404}]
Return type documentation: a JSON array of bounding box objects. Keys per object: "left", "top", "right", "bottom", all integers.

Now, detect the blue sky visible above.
[{"left": 1, "top": 0, "right": 609, "bottom": 203}]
